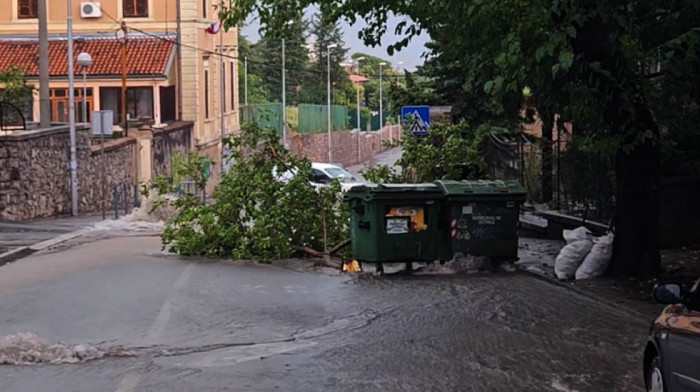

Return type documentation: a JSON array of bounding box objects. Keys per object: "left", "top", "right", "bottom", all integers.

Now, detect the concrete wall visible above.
[
  {"left": 290, "top": 125, "right": 401, "bottom": 167},
  {"left": 0, "top": 125, "right": 137, "bottom": 221}
]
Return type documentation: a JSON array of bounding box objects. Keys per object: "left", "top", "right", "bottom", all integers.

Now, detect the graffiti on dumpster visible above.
[
  {"left": 470, "top": 226, "right": 495, "bottom": 240},
  {"left": 385, "top": 207, "right": 427, "bottom": 234}
]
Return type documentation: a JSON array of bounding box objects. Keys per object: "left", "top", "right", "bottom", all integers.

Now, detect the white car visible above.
[
  {"left": 276, "top": 163, "right": 365, "bottom": 192},
  {"left": 310, "top": 163, "right": 365, "bottom": 192}
]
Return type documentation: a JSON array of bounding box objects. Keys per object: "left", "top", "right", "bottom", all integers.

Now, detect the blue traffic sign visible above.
[{"left": 401, "top": 106, "right": 431, "bottom": 136}]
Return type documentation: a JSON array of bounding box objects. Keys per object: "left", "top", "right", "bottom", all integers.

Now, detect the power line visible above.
[{"left": 102, "top": 6, "right": 405, "bottom": 84}]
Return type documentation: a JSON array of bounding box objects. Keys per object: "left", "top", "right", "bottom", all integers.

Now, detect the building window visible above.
[
  {"left": 159, "top": 86, "right": 176, "bottom": 123},
  {"left": 202, "top": 0, "right": 207, "bottom": 19},
  {"left": 99, "top": 87, "right": 154, "bottom": 124},
  {"left": 124, "top": 0, "right": 148, "bottom": 18},
  {"left": 18, "top": 0, "right": 38, "bottom": 19},
  {"left": 50, "top": 88, "right": 93, "bottom": 123},
  {"left": 204, "top": 69, "right": 210, "bottom": 119},
  {"left": 230, "top": 62, "right": 235, "bottom": 111}
]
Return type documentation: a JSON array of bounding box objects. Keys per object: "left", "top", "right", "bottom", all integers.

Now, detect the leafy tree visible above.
[
  {"left": 300, "top": 11, "right": 353, "bottom": 105},
  {"left": 220, "top": 0, "right": 700, "bottom": 277},
  {"left": 238, "top": 31, "right": 269, "bottom": 104},
  {"left": 154, "top": 122, "right": 349, "bottom": 264},
  {"left": 251, "top": 17, "right": 310, "bottom": 105},
  {"left": 0, "top": 66, "right": 34, "bottom": 125}
]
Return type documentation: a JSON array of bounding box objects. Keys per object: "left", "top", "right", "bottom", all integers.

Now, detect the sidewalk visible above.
[
  {"left": 516, "top": 237, "right": 666, "bottom": 320},
  {"left": 0, "top": 213, "right": 112, "bottom": 254},
  {"left": 347, "top": 147, "right": 404, "bottom": 180}
]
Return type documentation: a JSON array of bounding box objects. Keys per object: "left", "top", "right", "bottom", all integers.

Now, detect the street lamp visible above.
[
  {"left": 281, "top": 20, "right": 294, "bottom": 149},
  {"left": 77, "top": 52, "right": 92, "bottom": 123},
  {"left": 116, "top": 24, "right": 128, "bottom": 136},
  {"left": 354, "top": 57, "right": 365, "bottom": 163},
  {"left": 327, "top": 43, "right": 338, "bottom": 163},
  {"left": 379, "top": 62, "right": 387, "bottom": 131}
]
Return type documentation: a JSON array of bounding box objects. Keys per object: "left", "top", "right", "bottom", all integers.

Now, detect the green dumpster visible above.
[
  {"left": 345, "top": 184, "right": 443, "bottom": 263},
  {"left": 435, "top": 180, "right": 526, "bottom": 262}
]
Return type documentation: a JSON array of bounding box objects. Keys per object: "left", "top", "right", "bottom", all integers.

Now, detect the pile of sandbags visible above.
[{"left": 554, "top": 227, "right": 614, "bottom": 280}]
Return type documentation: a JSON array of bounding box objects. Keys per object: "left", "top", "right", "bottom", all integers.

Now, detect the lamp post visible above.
[
  {"left": 327, "top": 43, "right": 338, "bottom": 163},
  {"left": 77, "top": 52, "right": 92, "bottom": 123},
  {"left": 379, "top": 62, "right": 387, "bottom": 132},
  {"left": 67, "top": 0, "right": 79, "bottom": 216},
  {"left": 354, "top": 57, "right": 365, "bottom": 163},
  {"left": 281, "top": 20, "right": 294, "bottom": 149},
  {"left": 116, "top": 24, "right": 128, "bottom": 137}
]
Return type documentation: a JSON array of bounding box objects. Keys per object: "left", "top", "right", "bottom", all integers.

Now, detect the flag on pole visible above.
[{"left": 205, "top": 20, "right": 223, "bottom": 34}]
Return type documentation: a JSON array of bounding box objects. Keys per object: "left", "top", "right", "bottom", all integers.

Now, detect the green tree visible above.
[
  {"left": 238, "top": 31, "right": 269, "bottom": 105},
  {"left": 0, "top": 66, "right": 34, "bottom": 126},
  {"left": 251, "top": 17, "right": 309, "bottom": 105},
  {"left": 300, "top": 11, "right": 353, "bottom": 105},
  {"left": 221, "top": 0, "right": 700, "bottom": 277}
]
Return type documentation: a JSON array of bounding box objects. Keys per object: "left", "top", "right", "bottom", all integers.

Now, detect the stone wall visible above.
[
  {"left": 81, "top": 138, "right": 137, "bottom": 215},
  {"left": 290, "top": 125, "right": 401, "bottom": 167},
  {"left": 0, "top": 125, "right": 137, "bottom": 221}
]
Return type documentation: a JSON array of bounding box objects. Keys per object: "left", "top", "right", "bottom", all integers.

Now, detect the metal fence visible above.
[
  {"left": 297, "top": 104, "right": 348, "bottom": 134},
  {"left": 240, "top": 103, "right": 284, "bottom": 135},
  {"left": 480, "top": 132, "right": 616, "bottom": 222}
]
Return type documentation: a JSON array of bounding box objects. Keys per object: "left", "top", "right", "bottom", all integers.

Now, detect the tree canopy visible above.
[{"left": 221, "top": 0, "right": 700, "bottom": 276}]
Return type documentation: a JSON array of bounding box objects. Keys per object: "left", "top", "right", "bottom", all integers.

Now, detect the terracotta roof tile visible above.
[{"left": 0, "top": 37, "right": 175, "bottom": 77}]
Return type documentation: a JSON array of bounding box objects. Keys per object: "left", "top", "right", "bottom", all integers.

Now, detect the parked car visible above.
[
  {"left": 644, "top": 278, "right": 700, "bottom": 392},
  {"left": 275, "top": 163, "right": 365, "bottom": 192}
]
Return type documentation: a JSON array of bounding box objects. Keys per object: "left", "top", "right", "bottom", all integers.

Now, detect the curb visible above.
[
  {"left": 0, "top": 230, "right": 87, "bottom": 268},
  {"left": 517, "top": 266, "right": 653, "bottom": 323}
]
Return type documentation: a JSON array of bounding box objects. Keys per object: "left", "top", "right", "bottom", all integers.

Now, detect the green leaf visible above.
[
  {"left": 551, "top": 63, "right": 561, "bottom": 78},
  {"left": 484, "top": 80, "right": 494, "bottom": 93},
  {"left": 559, "top": 51, "right": 574, "bottom": 70},
  {"left": 566, "top": 26, "right": 577, "bottom": 39}
]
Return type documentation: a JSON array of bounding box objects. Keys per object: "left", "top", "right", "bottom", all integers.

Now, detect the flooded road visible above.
[{"left": 0, "top": 237, "right": 649, "bottom": 391}]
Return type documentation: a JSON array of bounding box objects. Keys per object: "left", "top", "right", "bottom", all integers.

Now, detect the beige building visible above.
[{"left": 0, "top": 0, "right": 239, "bottom": 181}]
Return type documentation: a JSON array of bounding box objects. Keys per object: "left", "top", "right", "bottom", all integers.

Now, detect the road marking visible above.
[
  {"left": 114, "top": 262, "right": 195, "bottom": 392},
  {"left": 146, "top": 263, "right": 195, "bottom": 342},
  {"left": 115, "top": 372, "right": 141, "bottom": 392}
]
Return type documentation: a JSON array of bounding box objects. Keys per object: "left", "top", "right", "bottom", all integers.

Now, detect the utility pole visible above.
[
  {"left": 354, "top": 57, "right": 365, "bottom": 163},
  {"left": 176, "top": 0, "right": 182, "bottom": 120},
  {"left": 118, "top": 22, "right": 128, "bottom": 137},
  {"left": 38, "top": 0, "right": 50, "bottom": 128},
  {"left": 244, "top": 56, "right": 248, "bottom": 106},
  {"left": 281, "top": 38, "right": 287, "bottom": 148},
  {"left": 379, "top": 62, "right": 387, "bottom": 132},
  {"left": 67, "top": 0, "right": 78, "bottom": 216},
  {"left": 219, "top": 1, "right": 226, "bottom": 172},
  {"left": 327, "top": 44, "right": 337, "bottom": 163}
]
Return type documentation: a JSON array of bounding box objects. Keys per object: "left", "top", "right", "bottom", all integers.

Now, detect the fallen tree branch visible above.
[
  {"left": 329, "top": 239, "right": 351, "bottom": 255},
  {"left": 292, "top": 245, "right": 342, "bottom": 269}
]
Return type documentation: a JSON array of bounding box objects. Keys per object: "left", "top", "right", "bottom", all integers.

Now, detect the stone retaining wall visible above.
[
  {"left": 290, "top": 125, "right": 401, "bottom": 167},
  {"left": 0, "top": 125, "right": 137, "bottom": 221}
]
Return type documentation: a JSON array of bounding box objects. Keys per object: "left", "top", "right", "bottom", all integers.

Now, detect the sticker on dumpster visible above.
[
  {"left": 386, "top": 218, "right": 410, "bottom": 234},
  {"left": 462, "top": 205, "right": 473, "bottom": 215},
  {"left": 385, "top": 207, "right": 427, "bottom": 233}
]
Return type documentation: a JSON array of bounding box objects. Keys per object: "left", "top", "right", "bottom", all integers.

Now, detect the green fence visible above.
[
  {"left": 240, "top": 103, "right": 284, "bottom": 135},
  {"left": 297, "top": 104, "right": 348, "bottom": 134}
]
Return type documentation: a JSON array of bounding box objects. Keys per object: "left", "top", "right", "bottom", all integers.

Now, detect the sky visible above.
[{"left": 241, "top": 10, "right": 430, "bottom": 71}]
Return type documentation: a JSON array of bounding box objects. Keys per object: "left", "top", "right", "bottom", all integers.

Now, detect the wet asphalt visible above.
[{"left": 0, "top": 237, "right": 650, "bottom": 392}]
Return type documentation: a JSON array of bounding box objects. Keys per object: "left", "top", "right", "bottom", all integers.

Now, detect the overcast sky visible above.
[{"left": 241, "top": 11, "right": 430, "bottom": 71}]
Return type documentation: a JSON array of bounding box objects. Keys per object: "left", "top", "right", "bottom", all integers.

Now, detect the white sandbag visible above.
[
  {"left": 555, "top": 239, "right": 594, "bottom": 280},
  {"left": 562, "top": 226, "right": 592, "bottom": 244},
  {"left": 575, "top": 233, "right": 614, "bottom": 280}
]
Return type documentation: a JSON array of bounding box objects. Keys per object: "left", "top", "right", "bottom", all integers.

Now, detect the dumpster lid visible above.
[
  {"left": 346, "top": 183, "right": 442, "bottom": 194},
  {"left": 435, "top": 180, "right": 526, "bottom": 196}
]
